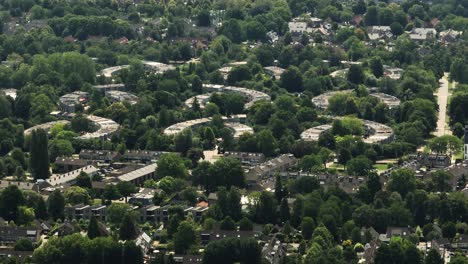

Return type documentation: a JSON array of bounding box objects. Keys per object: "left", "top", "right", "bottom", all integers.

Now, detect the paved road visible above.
[{"left": 433, "top": 73, "right": 451, "bottom": 137}]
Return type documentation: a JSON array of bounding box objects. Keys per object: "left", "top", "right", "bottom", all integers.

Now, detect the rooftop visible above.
[
  {"left": 117, "top": 163, "right": 157, "bottom": 182},
  {"left": 47, "top": 165, "right": 98, "bottom": 186}
]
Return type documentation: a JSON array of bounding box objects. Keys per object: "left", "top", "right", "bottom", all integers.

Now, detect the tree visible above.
[
  {"left": 352, "top": 0, "right": 366, "bottom": 15},
  {"left": 425, "top": 249, "right": 443, "bottom": 264},
  {"left": 35, "top": 197, "right": 48, "bottom": 220},
  {"left": 65, "top": 186, "right": 91, "bottom": 205},
  {"left": 280, "top": 198, "right": 290, "bottom": 222},
  {"left": 219, "top": 19, "right": 244, "bottom": 43},
  {"left": 274, "top": 174, "right": 285, "bottom": 202},
  {"left": 239, "top": 217, "right": 253, "bottom": 231},
  {"left": 0, "top": 185, "right": 24, "bottom": 222},
  {"left": 116, "top": 182, "right": 137, "bottom": 203},
  {"left": 102, "top": 184, "right": 121, "bottom": 201},
  {"left": 452, "top": 123, "right": 464, "bottom": 138},
  {"left": 87, "top": 216, "right": 101, "bottom": 239},
  {"left": 430, "top": 170, "right": 452, "bottom": 192},
  {"left": 174, "top": 129, "right": 193, "bottom": 156},
  {"left": 119, "top": 213, "right": 137, "bottom": 240},
  {"left": 174, "top": 220, "right": 197, "bottom": 254},
  {"left": 227, "top": 65, "right": 252, "bottom": 84},
  {"left": 76, "top": 171, "right": 92, "bottom": 189},
  {"left": 203, "top": 127, "right": 216, "bottom": 149},
  {"left": 387, "top": 169, "right": 416, "bottom": 198},
  {"left": 364, "top": 6, "right": 378, "bottom": 26},
  {"left": 15, "top": 237, "right": 34, "bottom": 251},
  {"left": 390, "top": 22, "right": 403, "bottom": 36},
  {"left": 107, "top": 203, "right": 132, "bottom": 225},
  {"left": 450, "top": 59, "right": 468, "bottom": 84},
  {"left": 281, "top": 66, "right": 303, "bottom": 93},
  {"left": 204, "top": 158, "right": 245, "bottom": 193},
  {"left": 370, "top": 57, "right": 384, "bottom": 78},
  {"left": 348, "top": 65, "right": 365, "bottom": 84},
  {"left": 257, "top": 130, "right": 278, "bottom": 157},
  {"left": 197, "top": 10, "right": 211, "bottom": 27},
  {"left": 346, "top": 156, "right": 374, "bottom": 176},
  {"left": 301, "top": 217, "right": 315, "bottom": 240},
  {"left": 15, "top": 166, "right": 25, "bottom": 181},
  {"left": 29, "top": 129, "right": 50, "bottom": 180},
  {"left": 17, "top": 206, "right": 35, "bottom": 225},
  {"left": 47, "top": 189, "right": 65, "bottom": 220},
  {"left": 253, "top": 191, "right": 277, "bottom": 224},
  {"left": 156, "top": 153, "right": 188, "bottom": 179},
  {"left": 220, "top": 216, "right": 236, "bottom": 230}
]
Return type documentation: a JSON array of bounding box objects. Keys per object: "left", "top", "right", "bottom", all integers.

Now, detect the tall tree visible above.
[
  {"left": 174, "top": 220, "right": 197, "bottom": 254},
  {"left": 116, "top": 182, "right": 137, "bottom": 203},
  {"left": 0, "top": 185, "right": 25, "bottom": 222},
  {"left": 274, "top": 174, "right": 285, "bottom": 202},
  {"left": 347, "top": 65, "right": 365, "bottom": 84},
  {"left": 424, "top": 249, "right": 444, "bottom": 264},
  {"left": 119, "top": 213, "right": 137, "bottom": 240},
  {"left": 87, "top": 216, "right": 101, "bottom": 239},
  {"left": 280, "top": 198, "right": 291, "bottom": 223},
  {"left": 35, "top": 197, "right": 48, "bottom": 220},
  {"left": 47, "top": 190, "right": 65, "bottom": 220},
  {"left": 29, "top": 129, "right": 50, "bottom": 180}
]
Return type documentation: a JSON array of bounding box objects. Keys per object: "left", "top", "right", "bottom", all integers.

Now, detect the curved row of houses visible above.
[
  {"left": 100, "top": 61, "right": 175, "bottom": 78},
  {"left": 311, "top": 90, "right": 401, "bottom": 109},
  {"left": 163, "top": 114, "right": 253, "bottom": 139},
  {"left": 300, "top": 118, "right": 395, "bottom": 144},
  {"left": 184, "top": 84, "right": 270, "bottom": 110},
  {"left": 24, "top": 115, "right": 119, "bottom": 140}
]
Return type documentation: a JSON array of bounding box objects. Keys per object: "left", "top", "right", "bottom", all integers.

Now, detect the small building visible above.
[
  {"left": 117, "top": 163, "right": 157, "bottom": 185},
  {"left": 379, "top": 227, "right": 413, "bottom": 242},
  {"left": 129, "top": 193, "right": 155, "bottom": 206},
  {"left": 93, "top": 84, "right": 126, "bottom": 93},
  {"left": 0, "top": 226, "right": 38, "bottom": 247},
  {"left": 55, "top": 157, "right": 89, "bottom": 173},
  {"left": 66, "top": 204, "right": 92, "bottom": 220},
  {"left": 439, "top": 29, "right": 463, "bottom": 44},
  {"left": 185, "top": 206, "right": 209, "bottom": 222},
  {"left": 367, "top": 26, "right": 393, "bottom": 41},
  {"left": 79, "top": 149, "right": 121, "bottom": 162},
  {"left": 408, "top": 153, "right": 451, "bottom": 168},
  {"left": 123, "top": 150, "right": 171, "bottom": 163},
  {"left": 135, "top": 232, "right": 151, "bottom": 254},
  {"left": 65, "top": 204, "right": 107, "bottom": 221},
  {"left": 246, "top": 154, "right": 297, "bottom": 189},
  {"left": 59, "top": 91, "right": 88, "bottom": 113},
  {"left": 47, "top": 165, "right": 99, "bottom": 186},
  {"left": 452, "top": 234, "right": 468, "bottom": 249},
  {"left": 262, "top": 236, "right": 287, "bottom": 264},
  {"left": 140, "top": 205, "right": 170, "bottom": 223},
  {"left": 407, "top": 28, "right": 436, "bottom": 42},
  {"left": 263, "top": 66, "right": 286, "bottom": 80},
  {"left": 105, "top": 90, "right": 139, "bottom": 105},
  {"left": 224, "top": 151, "right": 266, "bottom": 167}
]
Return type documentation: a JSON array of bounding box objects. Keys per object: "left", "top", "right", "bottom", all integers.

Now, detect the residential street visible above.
[{"left": 434, "top": 73, "right": 451, "bottom": 137}]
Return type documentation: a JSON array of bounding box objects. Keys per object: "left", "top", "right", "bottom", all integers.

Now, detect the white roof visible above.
[
  {"left": 118, "top": 163, "right": 157, "bottom": 182},
  {"left": 47, "top": 165, "right": 98, "bottom": 186}
]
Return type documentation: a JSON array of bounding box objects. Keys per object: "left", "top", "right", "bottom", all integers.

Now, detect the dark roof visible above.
[
  {"left": 173, "top": 255, "right": 203, "bottom": 264},
  {"left": 200, "top": 230, "right": 259, "bottom": 242},
  {"left": 0, "top": 226, "right": 37, "bottom": 243},
  {"left": 386, "top": 226, "right": 412, "bottom": 238},
  {"left": 55, "top": 157, "right": 89, "bottom": 167}
]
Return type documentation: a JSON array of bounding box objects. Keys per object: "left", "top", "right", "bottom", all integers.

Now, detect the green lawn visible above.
[{"left": 373, "top": 164, "right": 389, "bottom": 171}]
